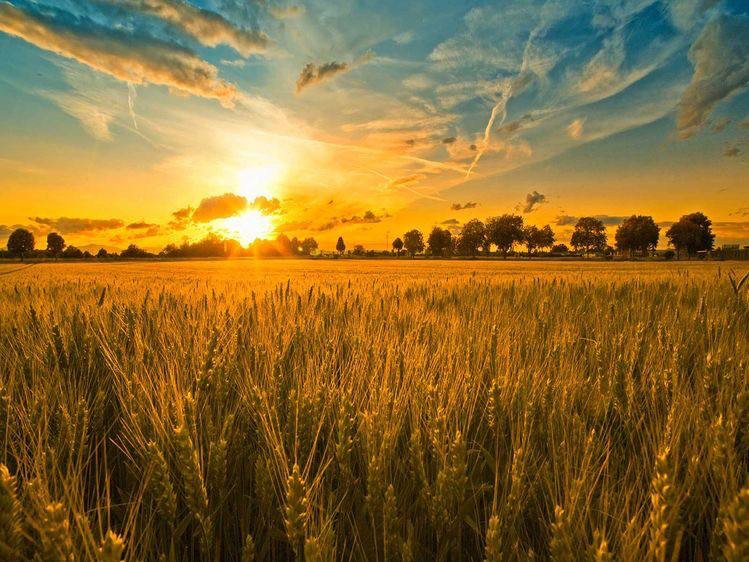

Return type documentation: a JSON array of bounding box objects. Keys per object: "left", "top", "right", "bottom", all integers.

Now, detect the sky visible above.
[{"left": 0, "top": 0, "right": 747, "bottom": 251}]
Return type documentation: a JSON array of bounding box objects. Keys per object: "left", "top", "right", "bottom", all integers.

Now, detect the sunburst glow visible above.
[{"left": 221, "top": 210, "right": 274, "bottom": 245}]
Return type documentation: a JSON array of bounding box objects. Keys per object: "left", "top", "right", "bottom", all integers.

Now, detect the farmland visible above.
[{"left": 0, "top": 260, "right": 747, "bottom": 561}]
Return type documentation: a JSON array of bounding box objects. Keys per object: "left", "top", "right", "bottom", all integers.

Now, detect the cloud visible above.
[
  {"left": 191, "top": 193, "right": 248, "bottom": 222},
  {"left": 441, "top": 218, "right": 460, "bottom": 225},
  {"left": 724, "top": 144, "right": 741, "bottom": 158},
  {"left": 0, "top": 3, "right": 239, "bottom": 106},
  {"left": 555, "top": 215, "right": 626, "bottom": 227},
  {"left": 169, "top": 206, "right": 193, "bottom": 230},
  {"left": 112, "top": 0, "right": 269, "bottom": 56},
  {"left": 712, "top": 117, "right": 731, "bottom": 132},
  {"left": 340, "top": 210, "right": 389, "bottom": 224},
  {"left": 296, "top": 51, "right": 373, "bottom": 93},
  {"left": 451, "top": 201, "right": 478, "bottom": 211},
  {"left": 127, "top": 221, "right": 159, "bottom": 229},
  {"left": 442, "top": 137, "right": 456, "bottom": 144},
  {"left": 567, "top": 118, "right": 585, "bottom": 140},
  {"left": 729, "top": 207, "right": 749, "bottom": 217},
  {"left": 30, "top": 216, "right": 124, "bottom": 234},
  {"left": 521, "top": 190, "right": 546, "bottom": 213},
  {"left": 250, "top": 195, "right": 282, "bottom": 215},
  {"left": 269, "top": 5, "right": 305, "bottom": 19},
  {"left": 388, "top": 174, "right": 426, "bottom": 189},
  {"left": 677, "top": 15, "right": 749, "bottom": 139}
]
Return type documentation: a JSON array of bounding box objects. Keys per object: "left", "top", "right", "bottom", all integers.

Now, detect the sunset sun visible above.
[{"left": 221, "top": 209, "right": 275, "bottom": 245}]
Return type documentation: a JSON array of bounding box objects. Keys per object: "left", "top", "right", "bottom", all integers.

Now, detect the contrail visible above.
[
  {"left": 127, "top": 82, "right": 139, "bottom": 131},
  {"left": 465, "top": 17, "right": 545, "bottom": 178}
]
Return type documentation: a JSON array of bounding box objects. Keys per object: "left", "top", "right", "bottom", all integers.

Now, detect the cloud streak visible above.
[
  {"left": 30, "top": 216, "right": 124, "bottom": 234},
  {"left": 296, "top": 51, "right": 373, "bottom": 93},
  {"left": 0, "top": 3, "right": 239, "bottom": 105},
  {"left": 677, "top": 15, "right": 749, "bottom": 139}
]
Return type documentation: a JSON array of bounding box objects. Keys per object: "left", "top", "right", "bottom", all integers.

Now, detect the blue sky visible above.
[{"left": 0, "top": 0, "right": 747, "bottom": 249}]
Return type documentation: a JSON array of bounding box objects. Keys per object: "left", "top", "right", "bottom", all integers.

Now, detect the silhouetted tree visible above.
[
  {"left": 456, "top": 219, "right": 486, "bottom": 257},
  {"left": 121, "top": 244, "right": 154, "bottom": 258},
  {"left": 96, "top": 248, "right": 109, "bottom": 258},
  {"left": 62, "top": 246, "right": 84, "bottom": 259},
  {"left": 392, "top": 237, "right": 404, "bottom": 256},
  {"left": 666, "top": 212, "right": 715, "bottom": 257},
  {"left": 300, "top": 237, "right": 318, "bottom": 256},
  {"left": 615, "top": 215, "right": 660, "bottom": 256},
  {"left": 46, "top": 232, "right": 66, "bottom": 257},
  {"left": 523, "top": 225, "right": 540, "bottom": 254},
  {"left": 7, "top": 228, "right": 34, "bottom": 261},
  {"left": 551, "top": 243, "right": 569, "bottom": 254},
  {"left": 403, "top": 229, "right": 424, "bottom": 258},
  {"left": 537, "top": 225, "right": 555, "bottom": 252},
  {"left": 336, "top": 236, "right": 346, "bottom": 255},
  {"left": 571, "top": 217, "right": 607, "bottom": 254},
  {"left": 352, "top": 244, "right": 366, "bottom": 256},
  {"left": 427, "top": 227, "right": 452, "bottom": 257},
  {"left": 486, "top": 215, "right": 523, "bottom": 257}
]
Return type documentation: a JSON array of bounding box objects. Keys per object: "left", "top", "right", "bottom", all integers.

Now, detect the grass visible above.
[{"left": 0, "top": 260, "right": 747, "bottom": 561}]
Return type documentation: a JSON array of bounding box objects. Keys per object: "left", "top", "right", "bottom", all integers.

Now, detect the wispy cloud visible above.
[
  {"left": 110, "top": 0, "right": 269, "bottom": 56},
  {"left": 0, "top": 3, "right": 239, "bottom": 105},
  {"left": 677, "top": 15, "right": 749, "bottom": 139},
  {"left": 30, "top": 216, "right": 124, "bottom": 234},
  {"left": 450, "top": 201, "right": 477, "bottom": 211},
  {"left": 296, "top": 51, "right": 373, "bottom": 93}
]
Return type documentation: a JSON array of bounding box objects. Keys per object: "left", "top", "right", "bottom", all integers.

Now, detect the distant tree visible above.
[
  {"left": 666, "top": 212, "right": 715, "bottom": 257},
  {"left": 121, "top": 244, "right": 153, "bottom": 258},
  {"left": 96, "top": 248, "right": 109, "bottom": 258},
  {"left": 82, "top": 250, "right": 92, "bottom": 259},
  {"left": 570, "top": 217, "right": 607, "bottom": 254},
  {"left": 352, "top": 244, "right": 366, "bottom": 256},
  {"left": 486, "top": 215, "right": 523, "bottom": 257},
  {"left": 551, "top": 243, "right": 569, "bottom": 254},
  {"left": 663, "top": 249, "right": 675, "bottom": 260},
  {"left": 403, "top": 229, "right": 424, "bottom": 258},
  {"left": 523, "top": 225, "right": 540, "bottom": 254},
  {"left": 300, "top": 237, "right": 319, "bottom": 256},
  {"left": 427, "top": 227, "right": 452, "bottom": 257},
  {"left": 62, "top": 246, "right": 84, "bottom": 259},
  {"left": 46, "top": 232, "right": 66, "bottom": 257},
  {"left": 615, "top": 215, "right": 660, "bottom": 256},
  {"left": 336, "top": 236, "right": 346, "bottom": 255},
  {"left": 275, "top": 234, "right": 294, "bottom": 256},
  {"left": 392, "top": 237, "right": 404, "bottom": 256},
  {"left": 457, "top": 219, "right": 487, "bottom": 257},
  {"left": 7, "top": 228, "right": 35, "bottom": 261}
]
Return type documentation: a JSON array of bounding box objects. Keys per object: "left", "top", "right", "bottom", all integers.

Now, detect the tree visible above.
[
  {"left": 552, "top": 243, "right": 569, "bottom": 254},
  {"left": 121, "top": 244, "right": 153, "bottom": 258},
  {"left": 486, "top": 215, "right": 523, "bottom": 257},
  {"left": 46, "top": 232, "right": 66, "bottom": 257},
  {"left": 96, "top": 248, "right": 109, "bottom": 258},
  {"left": 62, "top": 246, "right": 84, "bottom": 259},
  {"left": 666, "top": 212, "right": 715, "bottom": 257},
  {"left": 403, "top": 229, "right": 424, "bottom": 258},
  {"left": 570, "top": 217, "right": 607, "bottom": 254},
  {"left": 537, "top": 225, "right": 555, "bottom": 252},
  {"left": 300, "top": 237, "right": 318, "bottom": 256},
  {"left": 7, "top": 228, "right": 34, "bottom": 261},
  {"left": 352, "top": 244, "right": 366, "bottom": 256},
  {"left": 392, "top": 237, "right": 404, "bottom": 256},
  {"left": 457, "top": 219, "right": 486, "bottom": 257},
  {"left": 336, "top": 236, "right": 346, "bottom": 255},
  {"left": 427, "top": 227, "right": 452, "bottom": 257},
  {"left": 615, "top": 215, "right": 660, "bottom": 256}
]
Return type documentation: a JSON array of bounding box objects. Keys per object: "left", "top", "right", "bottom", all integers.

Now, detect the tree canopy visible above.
[
  {"left": 427, "top": 227, "right": 452, "bottom": 257},
  {"left": 570, "top": 217, "right": 607, "bottom": 254},
  {"left": 486, "top": 215, "right": 523, "bottom": 256},
  {"left": 458, "top": 219, "right": 487, "bottom": 257},
  {"left": 403, "top": 229, "right": 425, "bottom": 257},
  {"left": 615, "top": 215, "right": 660, "bottom": 255},
  {"left": 7, "top": 228, "right": 35, "bottom": 260},
  {"left": 666, "top": 212, "right": 715, "bottom": 256}
]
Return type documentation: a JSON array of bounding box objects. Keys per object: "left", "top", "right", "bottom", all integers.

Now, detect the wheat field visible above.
[{"left": 0, "top": 260, "right": 747, "bottom": 561}]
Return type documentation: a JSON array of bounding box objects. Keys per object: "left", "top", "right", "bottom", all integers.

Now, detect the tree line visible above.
[
  {"left": 339, "top": 212, "right": 716, "bottom": 259},
  {"left": 2, "top": 212, "right": 717, "bottom": 261}
]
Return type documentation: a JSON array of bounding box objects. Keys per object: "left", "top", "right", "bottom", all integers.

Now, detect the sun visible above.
[
  {"left": 221, "top": 209, "right": 274, "bottom": 245},
  {"left": 237, "top": 164, "right": 282, "bottom": 201}
]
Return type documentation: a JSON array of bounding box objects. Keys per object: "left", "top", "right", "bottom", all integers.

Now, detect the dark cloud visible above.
[
  {"left": 107, "top": 0, "right": 269, "bottom": 56},
  {"left": 295, "top": 51, "right": 373, "bottom": 93},
  {"left": 441, "top": 218, "right": 460, "bottom": 225},
  {"left": 129, "top": 225, "right": 160, "bottom": 238},
  {"left": 522, "top": 190, "right": 547, "bottom": 213},
  {"left": 169, "top": 206, "right": 193, "bottom": 230},
  {"left": 296, "top": 61, "right": 349, "bottom": 92},
  {"left": 0, "top": 3, "right": 239, "bottom": 106},
  {"left": 450, "top": 201, "right": 477, "bottom": 211},
  {"left": 278, "top": 210, "right": 388, "bottom": 233},
  {"left": 442, "top": 136, "right": 456, "bottom": 144},
  {"left": 126, "top": 221, "right": 158, "bottom": 230},
  {"left": 30, "top": 216, "right": 124, "bottom": 234},
  {"left": 340, "top": 210, "right": 388, "bottom": 224},
  {"left": 730, "top": 207, "right": 749, "bottom": 217},
  {"left": 677, "top": 15, "right": 749, "bottom": 139},
  {"left": 250, "top": 195, "right": 282, "bottom": 215},
  {"left": 192, "top": 193, "right": 248, "bottom": 222},
  {"left": 724, "top": 144, "right": 741, "bottom": 158},
  {"left": 555, "top": 215, "right": 627, "bottom": 227}
]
